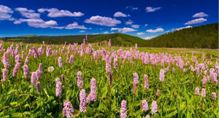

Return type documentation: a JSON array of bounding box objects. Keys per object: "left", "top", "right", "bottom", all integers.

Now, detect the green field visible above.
[{"left": 0, "top": 41, "right": 218, "bottom": 117}]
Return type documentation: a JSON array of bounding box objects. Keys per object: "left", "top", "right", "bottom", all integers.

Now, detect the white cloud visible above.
[
  {"left": 52, "top": 26, "right": 65, "bottom": 29},
  {"left": 126, "top": 6, "right": 138, "bottom": 11},
  {"left": 137, "top": 32, "right": 144, "bottom": 36},
  {"left": 175, "top": 25, "right": 192, "bottom": 31},
  {"left": 146, "top": 28, "right": 164, "bottom": 33},
  {"left": 125, "top": 20, "right": 133, "bottom": 25},
  {"left": 131, "top": 24, "right": 140, "bottom": 29},
  {"left": 137, "top": 32, "right": 144, "bottom": 35},
  {"left": 111, "top": 27, "right": 136, "bottom": 33},
  {"left": 0, "top": 4, "right": 14, "bottom": 20},
  {"left": 65, "top": 22, "right": 87, "bottom": 30},
  {"left": 145, "top": 6, "right": 161, "bottom": 13},
  {"left": 15, "top": 7, "right": 40, "bottom": 19},
  {"left": 193, "top": 12, "right": 208, "bottom": 18},
  {"left": 114, "top": 11, "right": 127, "bottom": 17},
  {"left": 85, "top": 15, "right": 121, "bottom": 27},
  {"left": 38, "top": 8, "right": 84, "bottom": 17},
  {"left": 143, "top": 36, "right": 156, "bottom": 40},
  {"left": 13, "top": 18, "right": 58, "bottom": 28},
  {"left": 185, "top": 18, "right": 207, "bottom": 25},
  {"left": 0, "top": 5, "right": 13, "bottom": 13}
]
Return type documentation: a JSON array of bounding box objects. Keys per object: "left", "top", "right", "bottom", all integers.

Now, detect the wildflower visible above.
[
  {"left": 69, "top": 55, "right": 74, "bottom": 64},
  {"left": 145, "top": 115, "right": 150, "bottom": 118},
  {"left": 32, "top": 48, "right": 39, "bottom": 58},
  {"left": 209, "top": 68, "right": 218, "bottom": 84},
  {"left": 36, "top": 69, "right": 42, "bottom": 80},
  {"left": 2, "top": 52, "right": 10, "bottom": 68},
  {"left": 2, "top": 68, "right": 8, "bottom": 81},
  {"left": 48, "top": 66, "right": 55, "bottom": 73},
  {"left": 36, "top": 63, "right": 43, "bottom": 80},
  {"left": 151, "top": 100, "right": 158, "bottom": 114},
  {"left": 38, "top": 63, "right": 43, "bottom": 72},
  {"left": 159, "top": 69, "right": 165, "bottom": 82},
  {"left": 142, "top": 100, "right": 148, "bottom": 112},
  {"left": 133, "top": 72, "right": 139, "bottom": 95},
  {"left": 56, "top": 78, "right": 62, "bottom": 98},
  {"left": 77, "top": 71, "right": 83, "bottom": 89},
  {"left": 23, "top": 64, "right": 29, "bottom": 78},
  {"left": 201, "top": 88, "right": 206, "bottom": 97},
  {"left": 120, "top": 100, "right": 127, "bottom": 118},
  {"left": 37, "top": 46, "right": 43, "bottom": 55},
  {"left": 133, "top": 72, "right": 139, "bottom": 84},
  {"left": 63, "top": 100, "right": 74, "bottom": 118},
  {"left": 79, "top": 89, "right": 87, "bottom": 112},
  {"left": 195, "top": 87, "right": 200, "bottom": 95},
  {"left": 46, "top": 47, "right": 51, "bottom": 57},
  {"left": 31, "top": 72, "right": 37, "bottom": 86},
  {"left": 12, "top": 63, "right": 20, "bottom": 77},
  {"left": 15, "top": 54, "right": 20, "bottom": 63},
  {"left": 202, "top": 76, "right": 208, "bottom": 85},
  {"left": 144, "top": 74, "right": 149, "bottom": 89},
  {"left": 87, "top": 78, "right": 97, "bottom": 103},
  {"left": 24, "top": 56, "right": 29, "bottom": 64},
  {"left": 113, "top": 56, "right": 118, "bottom": 69},
  {"left": 105, "top": 62, "right": 111, "bottom": 74},
  {"left": 58, "top": 57, "right": 63, "bottom": 68},
  {"left": 211, "top": 92, "right": 217, "bottom": 100}
]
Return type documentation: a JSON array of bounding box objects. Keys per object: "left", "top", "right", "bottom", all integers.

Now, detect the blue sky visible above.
[{"left": 0, "top": 0, "right": 218, "bottom": 39}]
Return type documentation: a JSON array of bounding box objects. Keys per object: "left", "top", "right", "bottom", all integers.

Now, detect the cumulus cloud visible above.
[
  {"left": 145, "top": 6, "right": 161, "bottom": 13},
  {"left": 111, "top": 27, "right": 136, "bottom": 33},
  {"left": 146, "top": 28, "right": 164, "bottom": 33},
  {"left": 185, "top": 18, "right": 207, "bottom": 25},
  {"left": 137, "top": 32, "right": 144, "bottom": 35},
  {"left": 193, "top": 12, "right": 208, "bottom": 18},
  {"left": 38, "top": 8, "right": 84, "bottom": 17},
  {"left": 126, "top": 6, "right": 138, "bottom": 11},
  {"left": 125, "top": 20, "right": 133, "bottom": 25},
  {"left": 114, "top": 11, "right": 127, "bottom": 17},
  {"left": 85, "top": 15, "right": 121, "bottom": 27},
  {"left": 13, "top": 18, "right": 58, "bottom": 28},
  {"left": 15, "top": 7, "right": 40, "bottom": 19},
  {"left": 0, "top": 4, "right": 14, "bottom": 20},
  {"left": 131, "top": 24, "right": 140, "bottom": 29},
  {"left": 65, "top": 22, "right": 87, "bottom": 30},
  {"left": 143, "top": 36, "right": 156, "bottom": 40},
  {"left": 175, "top": 25, "right": 192, "bottom": 31}
]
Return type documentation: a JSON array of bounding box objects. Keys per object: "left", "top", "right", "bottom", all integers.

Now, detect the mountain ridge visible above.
[{"left": 0, "top": 23, "right": 218, "bottom": 48}]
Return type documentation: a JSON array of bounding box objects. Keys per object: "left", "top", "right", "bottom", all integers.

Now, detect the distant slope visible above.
[
  {"left": 0, "top": 23, "right": 218, "bottom": 48},
  {"left": 146, "top": 23, "right": 218, "bottom": 48},
  {"left": 1, "top": 33, "right": 145, "bottom": 47}
]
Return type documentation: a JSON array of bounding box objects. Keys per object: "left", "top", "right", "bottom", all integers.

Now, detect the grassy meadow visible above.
[{"left": 0, "top": 41, "right": 218, "bottom": 117}]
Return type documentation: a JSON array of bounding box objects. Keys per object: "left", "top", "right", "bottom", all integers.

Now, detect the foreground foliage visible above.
[{"left": 0, "top": 41, "right": 218, "bottom": 117}]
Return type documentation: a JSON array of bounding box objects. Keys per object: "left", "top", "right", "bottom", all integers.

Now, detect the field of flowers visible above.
[{"left": 0, "top": 41, "right": 218, "bottom": 118}]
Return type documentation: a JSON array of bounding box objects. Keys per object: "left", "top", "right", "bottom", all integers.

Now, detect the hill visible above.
[
  {"left": 0, "top": 23, "right": 218, "bottom": 48},
  {"left": 145, "top": 23, "right": 218, "bottom": 48},
  {"left": 0, "top": 33, "right": 145, "bottom": 47}
]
